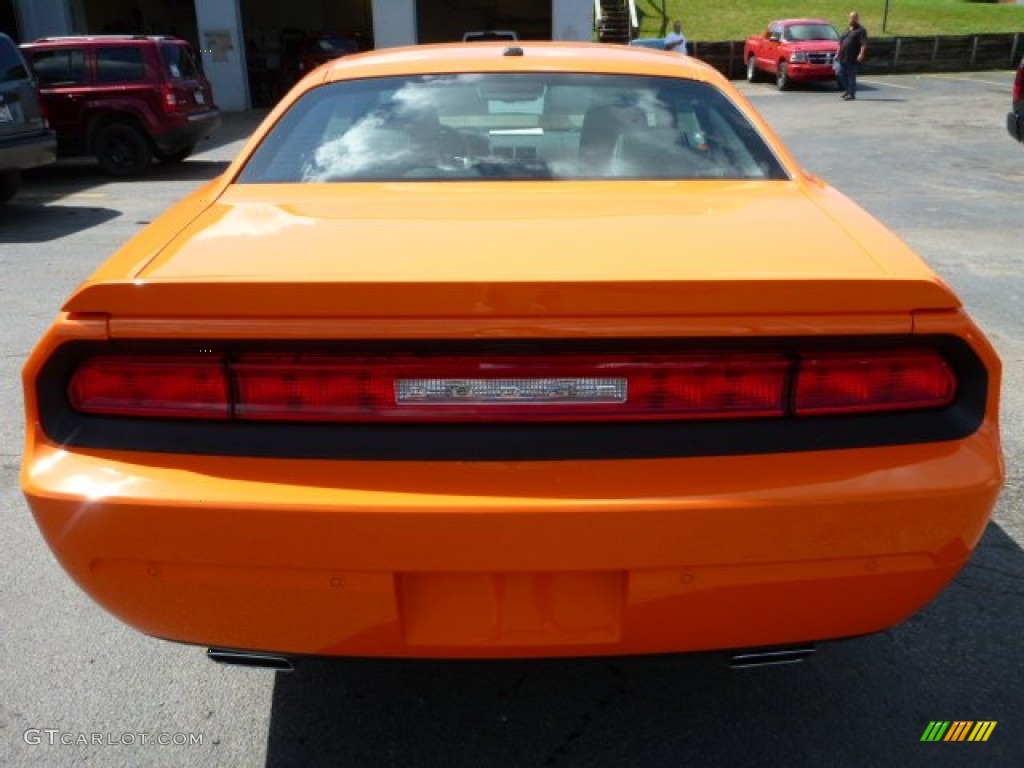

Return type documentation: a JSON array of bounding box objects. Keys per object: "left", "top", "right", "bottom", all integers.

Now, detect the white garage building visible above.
[{"left": 9, "top": 0, "right": 598, "bottom": 110}]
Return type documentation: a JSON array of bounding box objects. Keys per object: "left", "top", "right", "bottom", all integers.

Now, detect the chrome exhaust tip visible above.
[
  {"left": 206, "top": 648, "right": 294, "bottom": 671},
  {"left": 729, "top": 646, "right": 816, "bottom": 670}
]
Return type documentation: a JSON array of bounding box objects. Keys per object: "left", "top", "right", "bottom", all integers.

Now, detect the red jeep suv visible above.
[{"left": 20, "top": 35, "right": 221, "bottom": 175}]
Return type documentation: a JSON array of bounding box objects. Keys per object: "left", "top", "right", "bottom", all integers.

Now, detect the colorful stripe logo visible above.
[{"left": 921, "top": 721, "right": 997, "bottom": 742}]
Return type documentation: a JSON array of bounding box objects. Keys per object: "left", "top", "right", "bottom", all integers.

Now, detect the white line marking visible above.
[
  {"left": 858, "top": 79, "right": 914, "bottom": 89},
  {"left": 921, "top": 74, "right": 1012, "bottom": 87}
]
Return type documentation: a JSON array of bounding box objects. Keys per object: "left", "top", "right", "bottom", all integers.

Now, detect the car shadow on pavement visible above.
[
  {"left": 24, "top": 159, "right": 231, "bottom": 193},
  {"left": 0, "top": 202, "right": 120, "bottom": 244},
  {"left": 263, "top": 523, "right": 1022, "bottom": 768}
]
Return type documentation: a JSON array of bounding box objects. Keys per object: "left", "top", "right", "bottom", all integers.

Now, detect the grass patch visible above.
[{"left": 634, "top": 0, "right": 1024, "bottom": 40}]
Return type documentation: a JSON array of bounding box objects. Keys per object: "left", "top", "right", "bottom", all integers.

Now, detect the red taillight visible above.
[
  {"left": 68, "top": 357, "right": 229, "bottom": 419},
  {"left": 161, "top": 83, "right": 178, "bottom": 113},
  {"left": 65, "top": 348, "right": 958, "bottom": 423},
  {"left": 232, "top": 354, "right": 789, "bottom": 422},
  {"left": 794, "top": 350, "right": 956, "bottom": 415},
  {"left": 1014, "top": 64, "right": 1024, "bottom": 103}
]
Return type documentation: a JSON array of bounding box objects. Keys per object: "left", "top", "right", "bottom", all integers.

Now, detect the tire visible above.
[
  {"left": 746, "top": 55, "right": 760, "bottom": 83},
  {"left": 155, "top": 144, "right": 195, "bottom": 164},
  {"left": 0, "top": 170, "right": 19, "bottom": 204},
  {"left": 776, "top": 61, "right": 791, "bottom": 91},
  {"left": 94, "top": 122, "right": 153, "bottom": 176}
]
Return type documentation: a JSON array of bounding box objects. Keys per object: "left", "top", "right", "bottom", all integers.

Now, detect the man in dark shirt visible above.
[{"left": 837, "top": 11, "right": 868, "bottom": 100}]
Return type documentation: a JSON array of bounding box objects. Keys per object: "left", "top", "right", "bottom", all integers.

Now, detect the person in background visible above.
[
  {"left": 664, "top": 19, "right": 687, "bottom": 55},
  {"left": 836, "top": 11, "right": 868, "bottom": 100}
]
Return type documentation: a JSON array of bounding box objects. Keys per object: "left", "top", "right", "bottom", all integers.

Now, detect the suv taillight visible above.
[
  {"left": 1013, "top": 63, "right": 1023, "bottom": 103},
  {"left": 161, "top": 83, "right": 178, "bottom": 113}
]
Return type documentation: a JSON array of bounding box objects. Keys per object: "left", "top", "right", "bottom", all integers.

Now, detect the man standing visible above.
[
  {"left": 664, "top": 19, "right": 688, "bottom": 55},
  {"left": 837, "top": 11, "right": 868, "bottom": 100}
]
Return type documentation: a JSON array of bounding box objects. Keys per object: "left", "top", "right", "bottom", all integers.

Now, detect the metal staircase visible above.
[{"left": 596, "top": 0, "right": 634, "bottom": 45}]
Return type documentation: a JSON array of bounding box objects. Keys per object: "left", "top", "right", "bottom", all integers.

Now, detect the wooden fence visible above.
[{"left": 692, "top": 32, "right": 1022, "bottom": 80}]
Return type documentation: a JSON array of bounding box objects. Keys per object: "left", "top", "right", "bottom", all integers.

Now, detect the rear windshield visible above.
[
  {"left": 161, "top": 43, "right": 201, "bottom": 79},
  {"left": 0, "top": 37, "right": 28, "bottom": 82},
  {"left": 238, "top": 73, "right": 788, "bottom": 183}
]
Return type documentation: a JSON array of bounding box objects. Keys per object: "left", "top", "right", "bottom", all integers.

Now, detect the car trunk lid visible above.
[{"left": 63, "top": 181, "right": 960, "bottom": 319}]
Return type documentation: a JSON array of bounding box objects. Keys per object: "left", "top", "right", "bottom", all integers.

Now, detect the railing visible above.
[
  {"left": 692, "top": 32, "right": 1021, "bottom": 80},
  {"left": 594, "top": 1, "right": 638, "bottom": 29}
]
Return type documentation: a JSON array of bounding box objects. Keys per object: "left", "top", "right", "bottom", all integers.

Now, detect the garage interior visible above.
[
  {"left": 70, "top": 0, "right": 199, "bottom": 42},
  {"left": 60, "top": 1, "right": 558, "bottom": 109},
  {"left": 417, "top": 0, "right": 551, "bottom": 43},
  {"left": 1, "top": 0, "right": 20, "bottom": 41}
]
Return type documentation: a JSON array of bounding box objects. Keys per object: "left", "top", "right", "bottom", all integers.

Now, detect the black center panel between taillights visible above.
[{"left": 34, "top": 336, "right": 988, "bottom": 461}]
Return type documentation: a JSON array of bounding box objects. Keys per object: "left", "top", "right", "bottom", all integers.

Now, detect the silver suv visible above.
[{"left": 0, "top": 33, "right": 56, "bottom": 203}]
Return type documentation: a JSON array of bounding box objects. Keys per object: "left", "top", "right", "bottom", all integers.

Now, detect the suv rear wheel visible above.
[
  {"left": 94, "top": 122, "right": 152, "bottom": 176},
  {"left": 155, "top": 144, "right": 195, "bottom": 164},
  {"left": 0, "top": 170, "right": 20, "bottom": 203}
]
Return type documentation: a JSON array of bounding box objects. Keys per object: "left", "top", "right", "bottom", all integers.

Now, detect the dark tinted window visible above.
[
  {"left": 97, "top": 47, "right": 145, "bottom": 83},
  {"left": 0, "top": 35, "right": 28, "bottom": 82},
  {"left": 28, "top": 48, "right": 87, "bottom": 85},
  {"left": 160, "top": 43, "right": 200, "bottom": 79},
  {"left": 783, "top": 24, "right": 840, "bottom": 42},
  {"left": 239, "top": 73, "right": 788, "bottom": 183}
]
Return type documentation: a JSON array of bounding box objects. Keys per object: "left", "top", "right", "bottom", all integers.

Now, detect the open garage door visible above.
[
  {"left": 241, "top": 0, "right": 373, "bottom": 107},
  {"left": 76, "top": 0, "right": 199, "bottom": 46},
  {"left": 417, "top": 0, "right": 551, "bottom": 43},
  {"left": 1, "top": 0, "right": 20, "bottom": 41}
]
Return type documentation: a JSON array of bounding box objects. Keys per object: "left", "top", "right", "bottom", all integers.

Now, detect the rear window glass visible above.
[
  {"left": 29, "top": 48, "right": 87, "bottom": 86},
  {"left": 0, "top": 37, "right": 28, "bottom": 82},
  {"left": 161, "top": 43, "right": 200, "bottom": 79},
  {"left": 238, "top": 73, "right": 788, "bottom": 183},
  {"left": 97, "top": 47, "right": 145, "bottom": 83}
]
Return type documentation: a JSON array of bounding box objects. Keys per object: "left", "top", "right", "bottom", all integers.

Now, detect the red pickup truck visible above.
[{"left": 744, "top": 19, "right": 841, "bottom": 91}]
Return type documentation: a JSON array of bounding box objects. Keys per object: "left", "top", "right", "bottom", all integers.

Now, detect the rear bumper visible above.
[
  {"left": 23, "top": 427, "right": 1002, "bottom": 658},
  {"left": 1007, "top": 110, "right": 1023, "bottom": 143},
  {"left": 153, "top": 108, "right": 221, "bottom": 154},
  {"left": 0, "top": 129, "right": 57, "bottom": 172}
]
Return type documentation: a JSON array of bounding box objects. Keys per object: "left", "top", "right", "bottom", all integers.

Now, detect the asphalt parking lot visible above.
[{"left": 1, "top": 71, "right": 1022, "bottom": 767}]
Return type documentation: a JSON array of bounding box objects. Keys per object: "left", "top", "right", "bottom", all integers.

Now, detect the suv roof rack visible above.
[{"left": 31, "top": 35, "right": 180, "bottom": 43}]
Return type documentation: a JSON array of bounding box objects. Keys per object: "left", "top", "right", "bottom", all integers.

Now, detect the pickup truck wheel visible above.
[
  {"left": 746, "top": 56, "right": 760, "bottom": 83},
  {"left": 776, "top": 61, "right": 791, "bottom": 91},
  {"left": 0, "top": 170, "right": 19, "bottom": 203},
  {"left": 95, "top": 123, "right": 153, "bottom": 176}
]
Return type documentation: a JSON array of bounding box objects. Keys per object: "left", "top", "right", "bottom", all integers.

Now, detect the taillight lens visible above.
[
  {"left": 65, "top": 347, "right": 959, "bottom": 423},
  {"left": 1014, "top": 64, "right": 1023, "bottom": 103},
  {"left": 68, "top": 357, "right": 229, "bottom": 419},
  {"left": 161, "top": 84, "right": 178, "bottom": 113},
  {"left": 794, "top": 350, "right": 955, "bottom": 415}
]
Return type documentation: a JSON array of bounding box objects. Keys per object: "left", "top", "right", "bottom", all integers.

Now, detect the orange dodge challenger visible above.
[{"left": 22, "top": 43, "right": 1004, "bottom": 668}]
